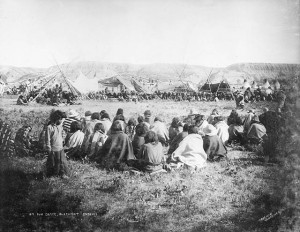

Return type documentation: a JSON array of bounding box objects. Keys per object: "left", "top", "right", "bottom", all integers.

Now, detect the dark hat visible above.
[
  {"left": 85, "top": 111, "right": 92, "bottom": 116},
  {"left": 116, "top": 108, "right": 124, "bottom": 115}
]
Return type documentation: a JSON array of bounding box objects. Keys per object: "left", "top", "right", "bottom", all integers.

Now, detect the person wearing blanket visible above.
[
  {"left": 64, "top": 121, "right": 85, "bottom": 159},
  {"left": 203, "top": 124, "right": 227, "bottom": 161},
  {"left": 171, "top": 125, "right": 207, "bottom": 170}
]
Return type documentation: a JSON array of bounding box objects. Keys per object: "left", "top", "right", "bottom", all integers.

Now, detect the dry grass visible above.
[{"left": 0, "top": 98, "right": 299, "bottom": 231}]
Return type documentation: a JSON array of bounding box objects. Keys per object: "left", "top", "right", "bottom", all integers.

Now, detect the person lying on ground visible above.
[
  {"left": 97, "top": 120, "right": 136, "bottom": 171},
  {"left": 203, "top": 124, "right": 227, "bottom": 162}
]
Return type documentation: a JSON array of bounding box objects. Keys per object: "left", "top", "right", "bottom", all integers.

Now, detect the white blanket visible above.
[{"left": 172, "top": 134, "right": 207, "bottom": 168}]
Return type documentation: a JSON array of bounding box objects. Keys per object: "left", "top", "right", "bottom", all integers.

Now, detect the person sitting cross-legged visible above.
[
  {"left": 203, "top": 124, "right": 227, "bottom": 162},
  {"left": 133, "top": 131, "right": 165, "bottom": 174}
]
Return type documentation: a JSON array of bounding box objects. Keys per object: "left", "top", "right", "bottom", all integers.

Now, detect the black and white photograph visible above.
[{"left": 0, "top": 0, "right": 299, "bottom": 231}]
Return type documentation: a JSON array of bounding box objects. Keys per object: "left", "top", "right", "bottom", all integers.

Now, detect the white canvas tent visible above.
[{"left": 72, "top": 71, "right": 99, "bottom": 93}]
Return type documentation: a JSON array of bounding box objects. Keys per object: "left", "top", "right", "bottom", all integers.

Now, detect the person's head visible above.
[
  {"left": 183, "top": 123, "right": 189, "bottom": 132},
  {"left": 171, "top": 117, "right": 180, "bottom": 128},
  {"left": 137, "top": 115, "right": 144, "bottom": 124},
  {"left": 144, "top": 131, "right": 158, "bottom": 144},
  {"left": 188, "top": 125, "right": 198, "bottom": 134},
  {"left": 203, "top": 124, "right": 218, "bottom": 136},
  {"left": 100, "top": 110, "right": 107, "bottom": 116},
  {"left": 50, "top": 110, "right": 66, "bottom": 125},
  {"left": 154, "top": 116, "right": 163, "bottom": 122},
  {"left": 85, "top": 111, "right": 92, "bottom": 117},
  {"left": 111, "top": 120, "right": 123, "bottom": 132},
  {"left": 94, "top": 122, "right": 105, "bottom": 133},
  {"left": 114, "top": 114, "right": 125, "bottom": 122},
  {"left": 135, "top": 123, "right": 149, "bottom": 136},
  {"left": 101, "top": 112, "right": 110, "bottom": 120},
  {"left": 91, "top": 112, "right": 100, "bottom": 120},
  {"left": 127, "top": 118, "right": 137, "bottom": 127},
  {"left": 70, "top": 121, "right": 82, "bottom": 133},
  {"left": 214, "top": 116, "right": 225, "bottom": 123},
  {"left": 144, "top": 110, "right": 151, "bottom": 118},
  {"left": 251, "top": 115, "right": 260, "bottom": 123},
  {"left": 263, "top": 107, "right": 269, "bottom": 113},
  {"left": 116, "top": 108, "right": 124, "bottom": 116},
  {"left": 211, "top": 109, "right": 219, "bottom": 115},
  {"left": 68, "top": 109, "right": 79, "bottom": 119}
]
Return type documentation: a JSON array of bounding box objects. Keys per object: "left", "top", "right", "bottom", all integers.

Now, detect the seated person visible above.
[
  {"left": 207, "top": 109, "right": 219, "bottom": 124},
  {"left": 132, "top": 122, "right": 149, "bottom": 156},
  {"left": 227, "top": 109, "right": 244, "bottom": 144},
  {"left": 246, "top": 115, "right": 267, "bottom": 144},
  {"left": 203, "top": 124, "right": 227, "bottom": 161},
  {"left": 14, "top": 125, "right": 33, "bottom": 157},
  {"left": 195, "top": 115, "right": 208, "bottom": 136},
  {"left": 168, "top": 123, "right": 189, "bottom": 155},
  {"left": 97, "top": 120, "right": 136, "bottom": 171},
  {"left": 125, "top": 118, "right": 137, "bottom": 141},
  {"left": 134, "top": 131, "right": 165, "bottom": 173},
  {"left": 16, "top": 95, "right": 28, "bottom": 105},
  {"left": 64, "top": 121, "right": 85, "bottom": 159},
  {"left": 214, "top": 116, "right": 229, "bottom": 145},
  {"left": 87, "top": 123, "right": 107, "bottom": 159},
  {"left": 151, "top": 116, "right": 169, "bottom": 146},
  {"left": 170, "top": 125, "right": 207, "bottom": 170},
  {"left": 168, "top": 117, "right": 183, "bottom": 142}
]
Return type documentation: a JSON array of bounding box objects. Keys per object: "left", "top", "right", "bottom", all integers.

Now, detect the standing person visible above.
[{"left": 45, "top": 110, "right": 69, "bottom": 178}]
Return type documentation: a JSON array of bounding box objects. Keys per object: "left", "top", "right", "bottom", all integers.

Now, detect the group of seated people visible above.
[{"left": 8, "top": 104, "right": 284, "bottom": 178}]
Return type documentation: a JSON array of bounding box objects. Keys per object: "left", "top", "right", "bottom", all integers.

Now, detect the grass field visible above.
[{"left": 0, "top": 98, "right": 299, "bottom": 231}]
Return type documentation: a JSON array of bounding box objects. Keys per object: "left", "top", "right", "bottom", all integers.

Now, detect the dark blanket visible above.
[
  {"left": 203, "top": 135, "right": 227, "bottom": 161},
  {"left": 132, "top": 135, "right": 145, "bottom": 156},
  {"left": 98, "top": 131, "right": 136, "bottom": 169},
  {"left": 168, "top": 131, "right": 188, "bottom": 154}
]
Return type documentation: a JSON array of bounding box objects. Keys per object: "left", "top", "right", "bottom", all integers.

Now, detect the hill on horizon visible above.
[{"left": 1, "top": 62, "right": 300, "bottom": 86}]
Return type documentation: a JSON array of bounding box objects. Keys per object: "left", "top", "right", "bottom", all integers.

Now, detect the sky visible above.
[{"left": 0, "top": 0, "right": 299, "bottom": 68}]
